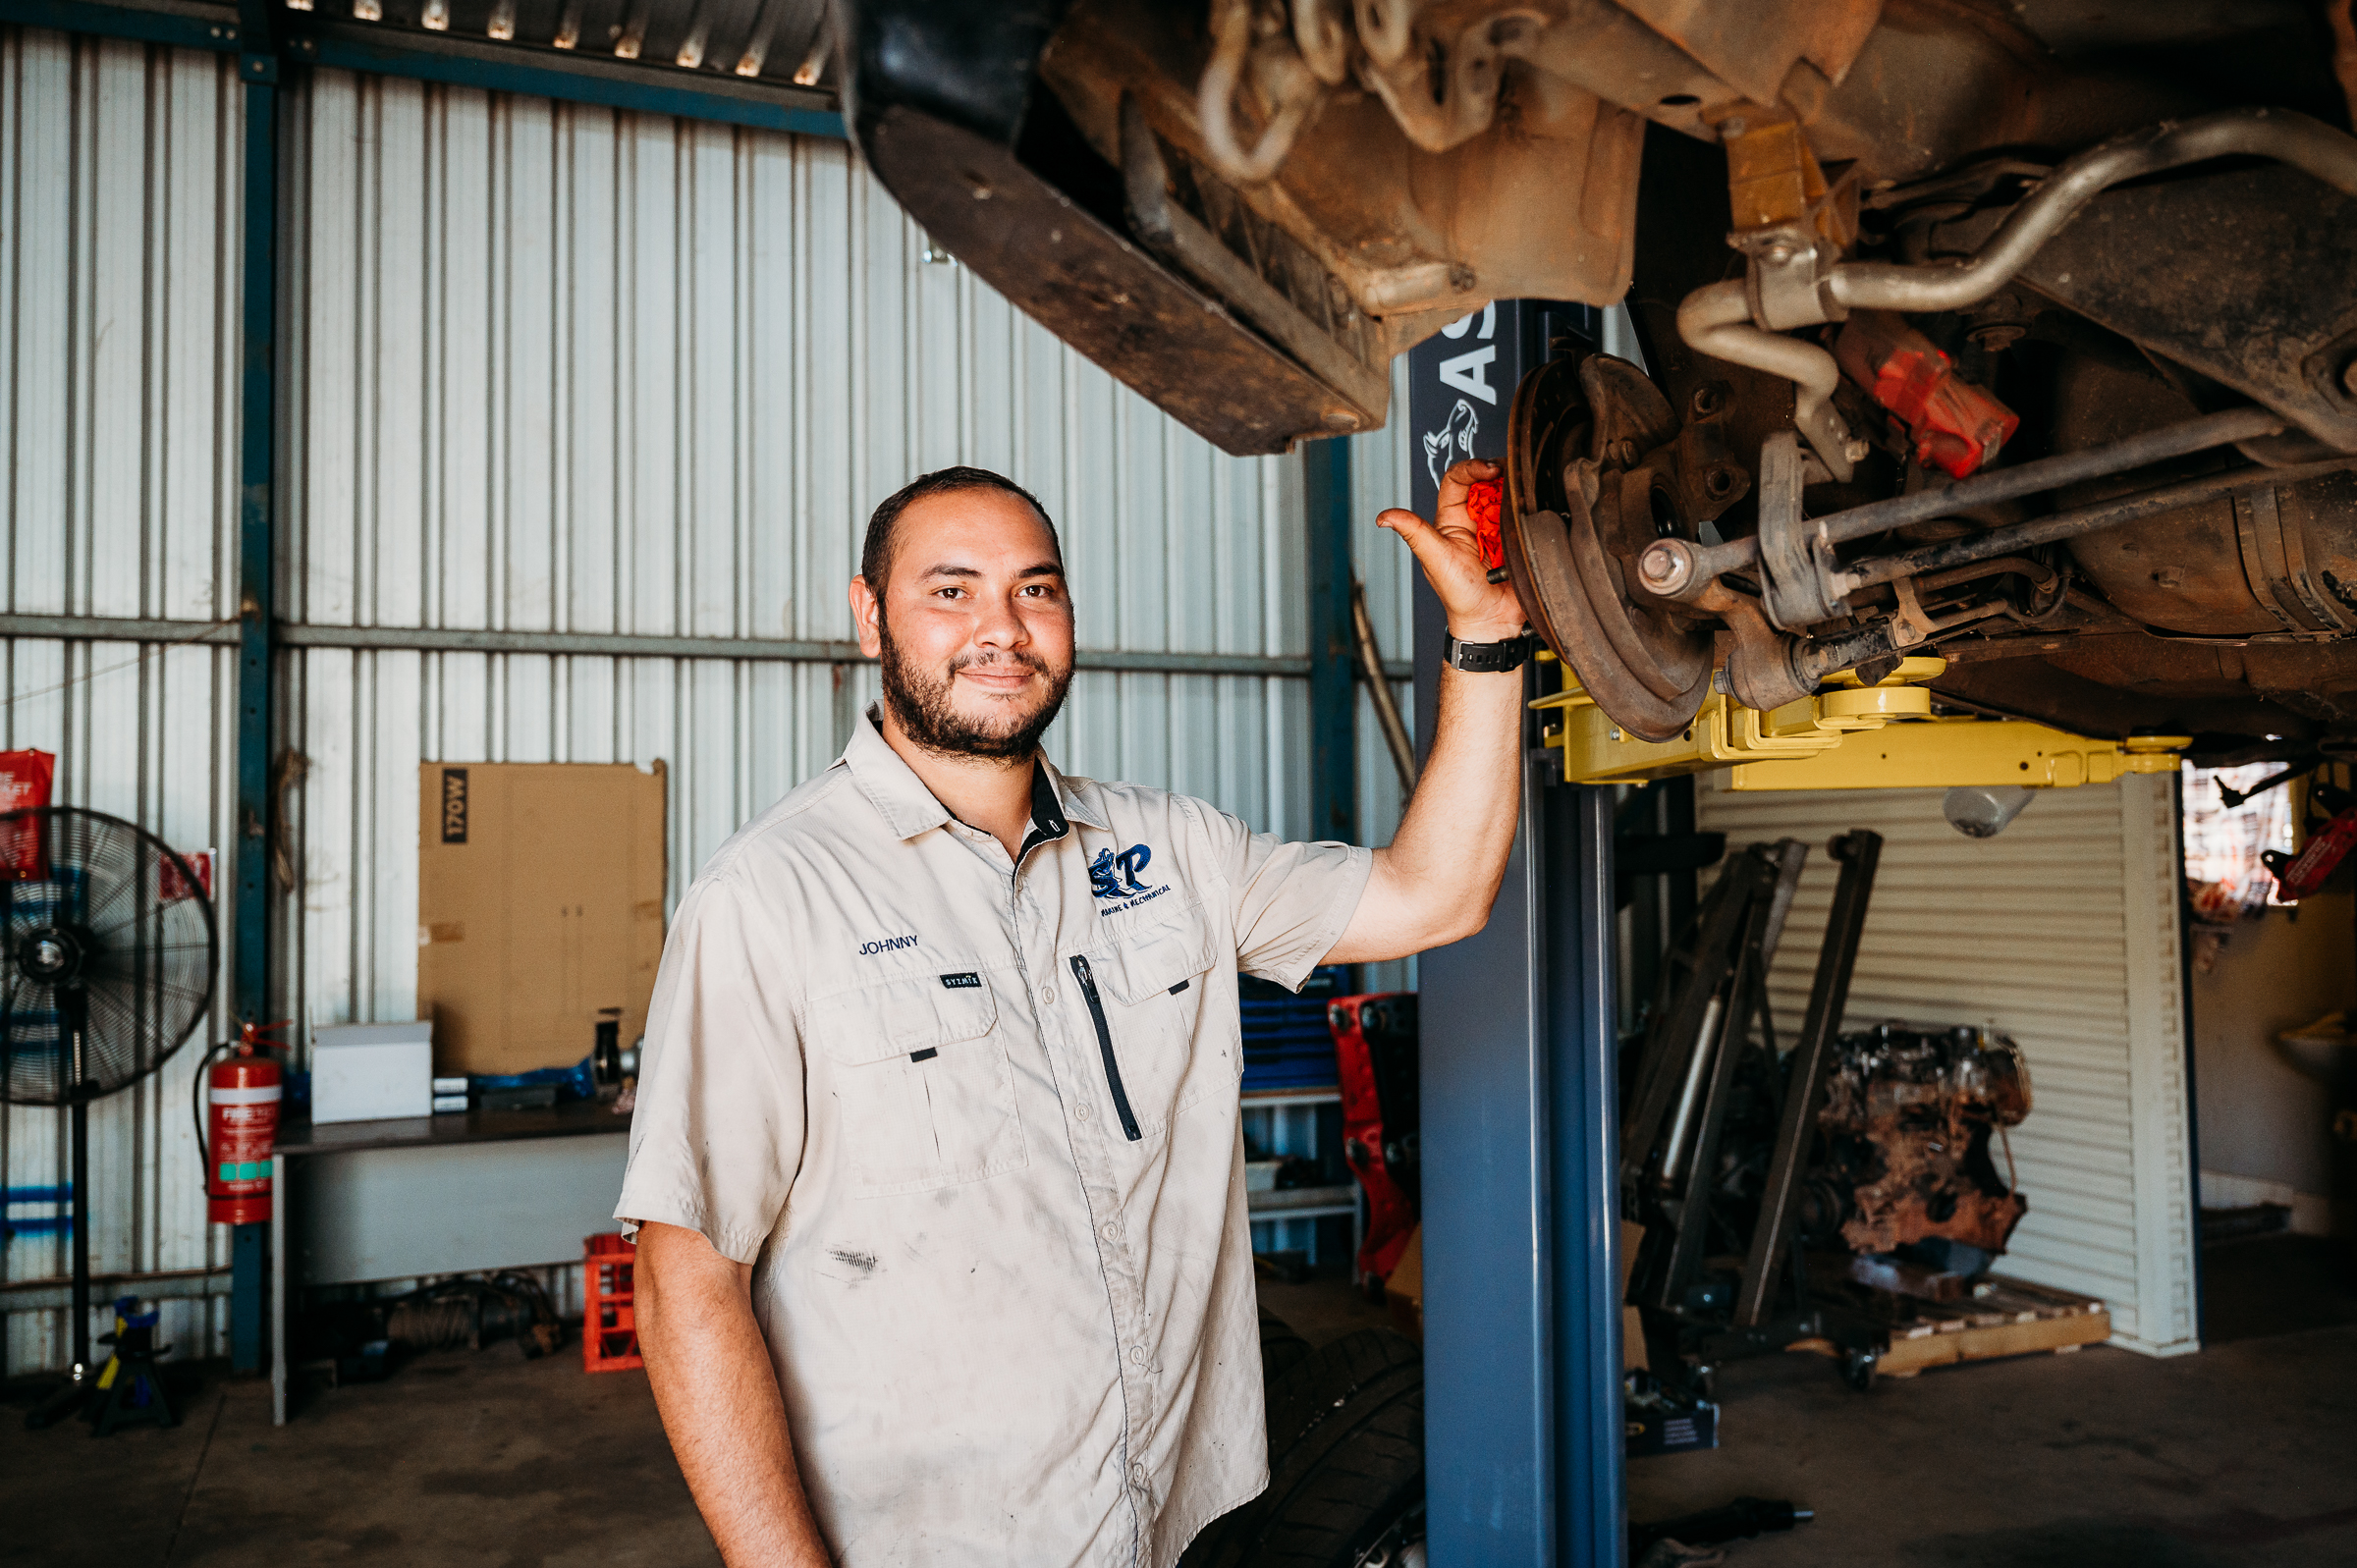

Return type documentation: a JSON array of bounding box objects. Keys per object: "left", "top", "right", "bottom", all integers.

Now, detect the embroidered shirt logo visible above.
[
  {"left": 1088, "top": 845, "right": 1154, "bottom": 899},
  {"left": 1089, "top": 845, "right": 1171, "bottom": 915},
  {"left": 857, "top": 934, "right": 919, "bottom": 955}
]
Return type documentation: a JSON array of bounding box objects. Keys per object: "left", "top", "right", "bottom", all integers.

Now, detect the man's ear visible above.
[{"left": 850, "top": 575, "right": 883, "bottom": 660}]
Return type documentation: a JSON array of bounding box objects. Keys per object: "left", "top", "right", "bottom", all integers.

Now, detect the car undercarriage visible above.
[{"left": 834, "top": 0, "right": 2357, "bottom": 765}]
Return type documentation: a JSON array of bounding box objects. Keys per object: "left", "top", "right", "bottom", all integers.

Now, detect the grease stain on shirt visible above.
[{"left": 824, "top": 1246, "right": 882, "bottom": 1282}]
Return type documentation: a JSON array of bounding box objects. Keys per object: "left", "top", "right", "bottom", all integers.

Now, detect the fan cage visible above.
[{"left": 0, "top": 807, "right": 219, "bottom": 1108}]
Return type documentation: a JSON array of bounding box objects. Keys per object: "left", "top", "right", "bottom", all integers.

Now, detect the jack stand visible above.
[{"left": 90, "top": 1298, "right": 179, "bottom": 1435}]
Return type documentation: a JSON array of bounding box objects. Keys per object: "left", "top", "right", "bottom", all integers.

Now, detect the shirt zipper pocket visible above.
[{"left": 1069, "top": 954, "right": 1142, "bottom": 1142}]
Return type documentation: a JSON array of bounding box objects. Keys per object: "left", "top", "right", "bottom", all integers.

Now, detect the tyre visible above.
[
  {"left": 1258, "top": 1305, "right": 1315, "bottom": 1388},
  {"left": 1185, "top": 1328, "right": 1426, "bottom": 1568}
]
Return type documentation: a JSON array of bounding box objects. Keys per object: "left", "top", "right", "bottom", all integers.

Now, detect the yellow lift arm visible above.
[{"left": 1533, "top": 655, "right": 2186, "bottom": 790}]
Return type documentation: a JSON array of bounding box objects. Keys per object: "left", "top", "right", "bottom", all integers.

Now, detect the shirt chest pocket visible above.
[
  {"left": 1070, "top": 901, "right": 1219, "bottom": 1141},
  {"left": 809, "top": 974, "right": 1026, "bottom": 1198}
]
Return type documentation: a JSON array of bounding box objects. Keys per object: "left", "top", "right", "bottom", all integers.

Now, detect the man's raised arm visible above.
[
  {"left": 636, "top": 1221, "right": 833, "bottom": 1567},
  {"left": 1325, "top": 458, "right": 1529, "bottom": 965}
]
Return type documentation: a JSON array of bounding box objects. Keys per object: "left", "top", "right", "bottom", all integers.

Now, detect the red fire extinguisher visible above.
[{"left": 204, "top": 1021, "right": 287, "bottom": 1225}]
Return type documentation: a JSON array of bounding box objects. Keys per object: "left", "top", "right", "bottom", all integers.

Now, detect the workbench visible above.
[{"left": 269, "top": 1101, "right": 631, "bottom": 1424}]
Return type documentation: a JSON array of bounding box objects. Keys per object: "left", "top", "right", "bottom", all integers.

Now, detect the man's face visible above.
[{"left": 851, "top": 488, "right": 1075, "bottom": 760}]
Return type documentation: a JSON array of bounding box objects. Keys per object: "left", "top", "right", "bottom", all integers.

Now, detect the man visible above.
[{"left": 619, "top": 458, "right": 1527, "bottom": 1567}]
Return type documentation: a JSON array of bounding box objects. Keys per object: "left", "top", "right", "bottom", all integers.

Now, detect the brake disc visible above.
[
  {"left": 1502, "top": 354, "right": 1715, "bottom": 742},
  {"left": 1505, "top": 351, "right": 1588, "bottom": 522}
]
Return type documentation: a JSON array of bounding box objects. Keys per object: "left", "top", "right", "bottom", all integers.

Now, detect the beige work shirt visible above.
[{"left": 616, "top": 709, "right": 1372, "bottom": 1568}]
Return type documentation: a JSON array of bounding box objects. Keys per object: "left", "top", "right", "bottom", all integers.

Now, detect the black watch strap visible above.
[{"left": 1443, "top": 630, "right": 1534, "bottom": 673}]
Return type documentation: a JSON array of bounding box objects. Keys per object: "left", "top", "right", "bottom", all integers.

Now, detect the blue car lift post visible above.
[{"left": 1408, "top": 303, "right": 1627, "bottom": 1567}]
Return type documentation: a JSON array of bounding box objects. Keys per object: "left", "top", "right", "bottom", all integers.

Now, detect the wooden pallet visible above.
[{"left": 1875, "top": 1276, "right": 2110, "bottom": 1377}]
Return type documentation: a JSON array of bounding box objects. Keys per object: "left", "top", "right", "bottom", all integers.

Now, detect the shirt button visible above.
[
  {"left": 1040, "top": 985, "right": 1057, "bottom": 1006},
  {"left": 1129, "top": 1346, "right": 1147, "bottom": 1365},
  {"left": 1100, "top": 1221, "right": 1120, "bottom": 1241},
  {"left": 1130, "top": 1462, "right": 1147, "bottom": 1484}
]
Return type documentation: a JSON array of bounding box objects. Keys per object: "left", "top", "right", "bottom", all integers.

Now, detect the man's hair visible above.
[{"left": 860, "top": 466, "right": 1062, "bottom": 596}]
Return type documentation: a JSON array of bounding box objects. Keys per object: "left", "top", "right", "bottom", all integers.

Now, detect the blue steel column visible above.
[
  {"left": 230, "top": 0, "right": 280, "bottom": 1377},
  {"left": 1304, "top": 437, "right": 1357, "bottom": 846},
  {"left": 1414, "top": 599, "right": 1557, "bottom": 1561},
  {"left": 1409, "top": 303, "right": 1623, "bottom": 1565},
  {"left": 1545, "top": 783, "right": 1626, "bottom": 1564}
]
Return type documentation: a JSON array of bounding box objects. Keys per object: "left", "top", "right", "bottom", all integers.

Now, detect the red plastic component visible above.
[
  {"left": 1329, "top": 994, "right": 1417, "bottom": 1286},
  {"left": 2268, "top": 805, "right": 2357, "bottom": 901},
  {"left": 1834, "top": 310, "right": 2018, "bottom": 478},
  {"left": 584, "top": 1232, "right": 644, "bottom": 1373},
  {"left": 1465, "top": 478, "right": 1506, "bottom": 574}
]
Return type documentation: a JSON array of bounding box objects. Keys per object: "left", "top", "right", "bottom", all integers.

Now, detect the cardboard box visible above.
[
  {"left": 313, "top": 1021, "right": 434, "bottom": 1123},
  {"left": 1384, "top": 1223, "right": 1424, "bottom": 1341},
  {"left": 417, "top": 762, "right": 667, "bottom": 1077},
  {"left": 1621, "top": 1220, "right": 1649, "bottom": 1371}
]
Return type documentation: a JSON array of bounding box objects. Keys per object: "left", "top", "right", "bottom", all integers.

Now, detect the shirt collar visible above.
[
  {"left": 843, "top": 703, "right": 1109, "bottom": 841},
  {"left": 1042, "top": 752, "right": 1111, "bottom": 833},
  {"left": 843, "top": 709, "right": 951, "bottom": 839}
]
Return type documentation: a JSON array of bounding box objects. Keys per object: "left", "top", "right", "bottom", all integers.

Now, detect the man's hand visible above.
[
  {"left": 1376, "top": 459, "right": 1527, "bottom": 643},
  {"left": 637, "top": 1222, "right": 834, "bottom": 1567},
  {"left": 1327, "top": 457, "right": 1531, "bottom": 964}
]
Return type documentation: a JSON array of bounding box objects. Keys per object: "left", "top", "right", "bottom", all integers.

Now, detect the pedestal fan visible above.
[{"left": 0, "top": 807, "right": 217, "bottom": 1427}]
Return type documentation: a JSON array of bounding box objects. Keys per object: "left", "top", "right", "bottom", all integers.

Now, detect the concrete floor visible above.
[
  {"left": 8, "top": 1253, "right": 2353, "bottom": 1567},
  {"left": 1633, "top": 1237, "right": 2357, "bottom": 1567},
  {"left": 1, "top": 1278, "right": 1388, "bottom": 1568},
  {"left": 4, "top": 1347, "right": 719, "bottom": 1568},
  {"left": 1628, "top": 1325, "right": 2357, "bottom": 1567}
]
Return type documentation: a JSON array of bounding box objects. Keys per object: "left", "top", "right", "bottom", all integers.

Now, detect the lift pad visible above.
[{"left": 1535, "top": 654, "right": 2187, "bottom": 790}]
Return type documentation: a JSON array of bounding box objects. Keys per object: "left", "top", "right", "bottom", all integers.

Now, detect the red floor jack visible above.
[{"left": 1329, "top": 993, "right": 1420, "bottom": 1290}]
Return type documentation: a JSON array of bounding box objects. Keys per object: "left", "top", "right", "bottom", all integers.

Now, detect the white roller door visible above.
[{"left": 1694, "top": 774, "right": 2199, "bottom": 1355}]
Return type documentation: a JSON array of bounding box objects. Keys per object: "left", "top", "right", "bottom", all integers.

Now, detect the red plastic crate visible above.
[{"left": 583, "top": 1231, "right": 643, "bottom": 1373}]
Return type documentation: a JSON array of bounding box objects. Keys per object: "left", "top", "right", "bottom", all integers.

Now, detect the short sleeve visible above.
[
  {"left": 614, "top": 868, "right": 805, "bottom": 1265},
  {"left": 1183, "top": 797, "right": 1373, "bottom": 991}
]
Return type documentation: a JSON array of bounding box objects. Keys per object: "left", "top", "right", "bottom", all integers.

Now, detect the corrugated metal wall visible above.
[
  {"left": 278, "top": 66, "right": 1417, "bottom": 1046},
  {"left": 1352, "top": 372, "right": 1417, "bottom": 994},
  {"left": 0, "top": 27, "right": 245, "bottom": 1374},
  {"left": 1694, "top": 775, "right": 2199, "bottom": 1354},
  {"left": 0, "top": 50, "right": 1419, "bottom": 1373}
]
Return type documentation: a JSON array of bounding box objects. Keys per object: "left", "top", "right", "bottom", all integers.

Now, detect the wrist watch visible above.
[{"left": 1442, "top": 629, "right": 1535, "bottom": 673}]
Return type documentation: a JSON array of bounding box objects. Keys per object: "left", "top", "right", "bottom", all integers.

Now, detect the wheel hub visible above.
[{"left": 1502, "top": 352, "right": 1716, "bottom": 742}]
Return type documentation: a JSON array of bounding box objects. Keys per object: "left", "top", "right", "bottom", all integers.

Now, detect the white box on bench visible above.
[{"left": 312, "top": 1021, "right": 434, "bottom": 1123}]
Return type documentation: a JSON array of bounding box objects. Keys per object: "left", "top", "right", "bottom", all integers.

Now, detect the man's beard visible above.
[{"left": 879, "top": 617, "right": 1073, "bottom": 761}]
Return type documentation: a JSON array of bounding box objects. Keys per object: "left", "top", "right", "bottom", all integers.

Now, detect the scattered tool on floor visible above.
[{"left": 1629, "top": 1495, "right": 1814, "bottom": 1561}]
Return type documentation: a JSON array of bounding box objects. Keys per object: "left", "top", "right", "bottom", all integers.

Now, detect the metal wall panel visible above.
[
  {"left": 278, "top": 69, "right": 1415, "bottom": 1030},
  {"left": 1694, "top": 776, "right": 2199, "bottom": 1353},
  {"left": 0, "top": 47, "right": 1422, "bottom": 1372},
  {"left": 0, "top": 27, "right": 244, "bottom": 1373},
  {"left": 1352, "top": 358, "right": 1415, "bottom": 994}
]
